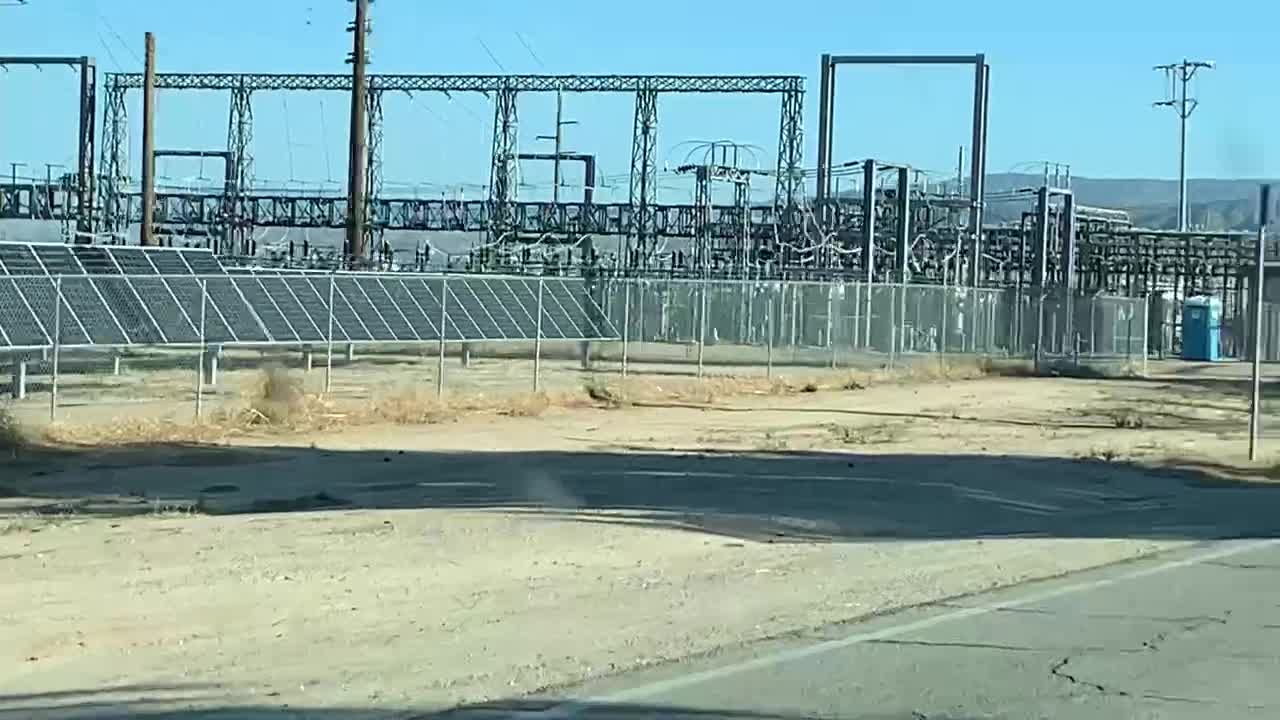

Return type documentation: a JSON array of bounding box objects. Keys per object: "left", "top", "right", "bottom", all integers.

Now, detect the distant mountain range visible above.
[{"left": 978, "top": 173, "right": 1276, "bottom": 230}]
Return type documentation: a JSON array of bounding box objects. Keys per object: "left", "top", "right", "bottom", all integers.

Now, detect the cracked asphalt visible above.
[{"left": 516, "top": 539, "right": 1280, "bottom": 719}]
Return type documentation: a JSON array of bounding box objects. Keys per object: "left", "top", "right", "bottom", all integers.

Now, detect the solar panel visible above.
[
  {"left": 34, "top": 245, "right": 84, "bottom": 275},
  {"left": 466, "top": 278, "right": 524, "bottom": 338},
  {"left": 130, "top": 277, "right": 198, "bottom": 343},
  {"left": 405, "top": 278, "right": 464, "bottom": 340},
  {"left": 14, "top": 277, "right": 93, "bottom": 346},
  {"left": 147, "top": 248, "right": 195, "bottom": 274},
  {"left": 232, "top": 277, "right": 299, "bottom": 342},
  {"left": 0, "top": 244, "right": 42, "bottom": 274},
  {"left": 166, "top": 277, "right": 235, "bottom": 343},
  {"left": 110, "top": 248, "right": 160, "bottom": 274},
  {"left": 182, "top": 250, "right": 226, "bottom": 275},
  {"left": 260, "top": 276, "right": 324, "bottom": 342},
  {"left": 93, "top": 277, "right": 166, "bottom": 343},
  {"left": 283, "top": 276, "right": 346, "bottom": 341},
  {"left": 72, "top": 246, "right": 120, "bottom": 274},
  {"left": 486, "top": 278, "right": 540, "bottom": 337},
  {"left": 505, "top": 278, "right": 563, "bottom": 338},
  {"left": 205, "top": 277, "right": 269, "bottom": 342},
  {"left": 0, "top": 278, "right": 48, "bottom": 347},
  {"left": 358, "top": 277, "right": 419, "bottom": 340},
  {"left": 381, "top": 277, "right": 440, "bottom": 340},
  {"left": 447, "top": 279, "right": 506, "bottom": 339},
  {"left": 336, "top": 277, "right": 395, "bottom": 340}
]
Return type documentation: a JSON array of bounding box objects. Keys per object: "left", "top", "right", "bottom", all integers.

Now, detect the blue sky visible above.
[{"left": 0, "top": 0, "right": 1274, "bottom": 204}]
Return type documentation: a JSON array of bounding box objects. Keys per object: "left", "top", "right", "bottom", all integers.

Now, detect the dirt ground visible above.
[{"left": 4, "top": 358, "right": 1280, "bottom": 717}]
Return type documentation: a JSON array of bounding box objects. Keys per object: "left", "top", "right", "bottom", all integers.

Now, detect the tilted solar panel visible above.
[
  {"left": 130, "top": 277, "right": 198, "bottom": 343},
  {"left": 14, "top": 277, "right": 93, "bottom": 345},
  {"left": 0, "top": 278, "right": 48, "bottom": 347},
  {"left": 71, "top": 246, "right": 120, "bottom": 274},
  {"left": 335, "top": 277, "right": 395, "bottom": 340},
  {"left": 0, "top": 244, "right": 42, "bottom": 275},
  {"left": 110, "top": 248, "right": 161, "bottom": 275},
  {"left": 34, "top": 245, "right": 84, "bottom": 275},
  {"left": 232, "top": 276, "right": 298, "bottom": 342}
]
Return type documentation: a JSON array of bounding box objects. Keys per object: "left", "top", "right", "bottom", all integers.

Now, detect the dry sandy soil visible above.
[{"left": 4, "top": 358, "right": 1280, "bottom": 718}]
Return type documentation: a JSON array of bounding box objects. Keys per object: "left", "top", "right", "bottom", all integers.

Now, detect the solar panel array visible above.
[{"left": 0, "top": 243, "right": 615, "bottom": 349}]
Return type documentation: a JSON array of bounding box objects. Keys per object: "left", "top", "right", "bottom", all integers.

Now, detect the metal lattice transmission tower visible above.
[
  {"left": 226, "top": 81, "right": 254, "bottom": 254},
  {"left": 628, "top": 86, "right": 659, "bottom": 265},
  {"left": 1153, "top": 59, "right": 1213, "bottom": 232}
]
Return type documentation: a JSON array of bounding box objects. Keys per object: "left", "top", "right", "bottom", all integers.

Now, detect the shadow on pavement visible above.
[
  {"left": 0, "top": 688, "right": 979, "bottom": 719},
  {"left": 5, "top": 439, "right": 1280, "bottom": 542}
]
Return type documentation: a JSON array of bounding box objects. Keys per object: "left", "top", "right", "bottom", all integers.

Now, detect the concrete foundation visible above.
[
  {"left": 302, "top": 348, "right": 314, "bottom": 372},
  {"left": 112, "top": 354, "right": 121, "bottom": 376},
  {"left": 11, "top": 361, "right": 26, "bottom": 400},
  {"left": 345, "top": 343, "right": 356, "bottom": 362},
  {"left": 460, "top": 343, "right": 472, "bottom": 367},
  {"left": 579, "top": 341, "right": 593, "bottom": 370},
  {"left": 204, "top": 345, "right": 222, "bottom": 386}
]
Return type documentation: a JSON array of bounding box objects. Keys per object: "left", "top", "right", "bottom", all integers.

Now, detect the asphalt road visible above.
[{"left": 448, "top": 539, "right": 1280, "bottom": 720}]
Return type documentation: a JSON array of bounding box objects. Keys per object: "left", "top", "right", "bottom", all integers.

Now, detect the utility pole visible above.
[
  {"left": 1153, "top": 59, "right": 1213, "bottom": 232},
  {"left": 345, "top": 0, "right": 371, "bottom": 267},
  {"left": 140, "top": 32, "right": 157, "bottom": 246},
  {"left": 536, "top": 88, "right": 577, "bottom": 205}
]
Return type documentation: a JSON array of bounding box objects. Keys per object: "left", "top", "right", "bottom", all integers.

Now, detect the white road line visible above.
[{"left": 526, "top": 538, "right": 1280, "bottom": 718}]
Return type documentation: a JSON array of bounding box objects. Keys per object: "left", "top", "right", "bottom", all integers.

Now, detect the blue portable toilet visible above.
[{"left": 1181, "top": 296, "right": 1222, "bottom": 361}]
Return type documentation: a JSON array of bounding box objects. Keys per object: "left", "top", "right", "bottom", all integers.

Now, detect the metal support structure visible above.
[
  {"left": 325, "top": 276, "right": 335, "bottom": 393},
  {"left": 895, "top": 167, "right": 911, "bottom": 283},
  {"left": 628, "top": 86, "right": 658, "bottom": 264},
  {"left": 76, "top": 57, "right": 97, "bottom": 237},
  {"left": 692, "top": 166, "right": 712, "bottom": 271},
  {"left": 621, "top": 279, "right": 631, "bottom": 377},
  {"left": 488, "top": 83, "right": 520, "bottom": 253},
  {"left": 50, "top": 277, "right": 62, "bottom": 423},
  {"left": 436, "top": 278, "right": 448, "bottom": 398},
  {"left": 0, "top": 56, "right": 97, "bottom": 237},
  {"left": 226, "top": 83, "right": 255, "bottom": 254},
  {"left": 773, "top": 85, "right": 804, "bottom": 243},
  {"left": 196, "top": 279, "right": 207, "bottom": 419},
  {"left": 534, "top": 277, "right": 544, "bottom": 392},
  {"left": 365, "top": 87, "right": 384, "bottom": 264},
  {"left": 140, "top": 33, "right": 158, "bottom": 247},
  {"left": 1154, "top": 60, "right": 1213, "bottom": 232},
  {"left": 100, "top": 81, "right": 129, "bottom": 237},
  {"left": 1250, "top": 185, "right": 1271, "bottom": 461},
  {"left": 814, "top": 54, "right": 834, "bottom": 211},
  {"left": 861, "top": 159, "right": 876, "bottom": 281},
  {"left": 968, "top": 60, "right": 990, "bottom": 287}
]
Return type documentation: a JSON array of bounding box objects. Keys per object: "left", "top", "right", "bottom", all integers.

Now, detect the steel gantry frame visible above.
[
  {"left": 815, "top": 54, "right": 989, "bottom": 284},
  {"left": 0, "top": 56, "right": 96, "bottom": 238},
  {"left": 98, "top": 71, "right": 805, "bottom": 267}
]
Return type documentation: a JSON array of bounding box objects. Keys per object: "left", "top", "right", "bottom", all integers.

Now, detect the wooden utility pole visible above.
[
  {"left": 345, "top": 0, "right": 370, "bottom": 267},
  {"left": 140, "top": 32, "right": 157, "bottom": 246}
]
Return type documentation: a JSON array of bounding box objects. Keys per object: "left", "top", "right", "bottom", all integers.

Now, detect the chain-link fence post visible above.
[
  {"left": 534, "top": 277, "right": 544, "bottom": 393},
  {"left": 621, "top": 278, "right": 631, "bottom": 377},
  {"left": 50, "top": 275, "right": 62, "bottom": 423},
  {"left": 888, "top": 284, "right": 897, "bottom": 370},
  {"left": 196, "top": 278, "right": 207, "bottom": 420},
  {"left": 766, "top": 283, "right": 775, "bottom": 379},
  {"left": 827, "top": 281, "right": 837, "bottom": 369},
  {"left": 325, "top": 275, "right": 335, "bottom": 393},
  {"left": 1142, "top": 293, "right": 1150, "bottom": 377},
  {"left": 437, "top": 277, "right": 448, "bottom": 398},
  {"left": 697, "top": 277, "right": 707, "bottom": 378}
]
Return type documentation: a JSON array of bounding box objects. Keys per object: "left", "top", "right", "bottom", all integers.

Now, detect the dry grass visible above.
[
  {"left": 31, "top": 356, "right": 1025, "bottom": 448},
  {"left": 1110, "top": 409, "right": 1148, "bottom": 429},
  {"left": 0, "top": 404, "right": 28, "bottom": 458}
]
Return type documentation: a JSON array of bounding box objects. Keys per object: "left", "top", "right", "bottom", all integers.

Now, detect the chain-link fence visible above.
[
  {"left": 593, "top": 278, "right": 1148, "bottom": 377},
  {"left": 1, "top": 274, "right": 1150, "bottom": 431}
]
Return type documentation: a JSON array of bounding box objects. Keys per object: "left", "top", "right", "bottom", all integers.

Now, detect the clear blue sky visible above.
[{"left": 1, "top": 0, "right": 1275, "bottom": 204}]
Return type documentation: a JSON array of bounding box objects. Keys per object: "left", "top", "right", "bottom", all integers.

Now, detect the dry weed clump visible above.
[{"left": 0, "top": 404, "right": 28, "bottom": 457}]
